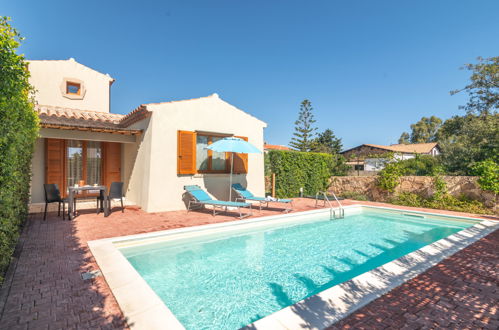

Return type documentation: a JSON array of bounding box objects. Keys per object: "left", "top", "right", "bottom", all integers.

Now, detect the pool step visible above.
[{"left": 403, "top": 213, "right": 426, "bottom": 219}]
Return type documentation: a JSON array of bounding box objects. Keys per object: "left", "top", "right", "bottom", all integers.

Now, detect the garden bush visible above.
[
  {"left": 266, "top": 150, "right": 347, "bottom": 198},
  {"left": 472, "top": 159, "right": 499, "bottom": 197},
  {"left": 0, "top": 17, "right": 39, "bottom": 283},
  {"left": 390, "top": 192, "right": 490, "bottom": 215},
  {"left": 376, "top": 161, "right": 403, "bottom": 192},
  {"left": 339, "top": 191, "right": 369, "bottom": 201},
  {"left": 397, "top": 154, "right": 442, "bottom": 176}
]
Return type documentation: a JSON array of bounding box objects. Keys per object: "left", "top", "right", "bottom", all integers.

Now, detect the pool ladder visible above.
[{"left": 315, "top": 191, "right": 344, "bottom": 220}]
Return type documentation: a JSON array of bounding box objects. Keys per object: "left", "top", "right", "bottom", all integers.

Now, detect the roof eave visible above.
[{"left": 40, "top": 123, "right": 142, "bottom": 135}]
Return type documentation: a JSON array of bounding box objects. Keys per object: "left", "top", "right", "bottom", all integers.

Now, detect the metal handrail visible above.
[
  {"left": 316, "top": 191, "right": 344, "bottom": 219},
  {"left": 330, "top": 191, "right": 344, "bottom": 210}
]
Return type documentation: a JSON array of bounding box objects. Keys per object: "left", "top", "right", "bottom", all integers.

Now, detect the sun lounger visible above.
[
  {"left": 184, "top": 185, "right": 252, "bottom": 219},
  {"left": 231, "top": 183, "right": 293, "bottom": 213}
]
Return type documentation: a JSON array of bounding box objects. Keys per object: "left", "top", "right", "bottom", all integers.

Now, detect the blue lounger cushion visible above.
[
  {"left": 232, "top": 184, "right": 292, "bottom": 203},
  {"left": 184, "top": 185, "right": 213, "bottom": 201},
  {"left": 184, "top": 185, "right": 250, "bottom": 207}
]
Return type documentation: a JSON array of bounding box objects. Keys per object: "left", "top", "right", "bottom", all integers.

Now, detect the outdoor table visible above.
[{"left": 67, "top": 185, "right": 109, "bottom": 220}]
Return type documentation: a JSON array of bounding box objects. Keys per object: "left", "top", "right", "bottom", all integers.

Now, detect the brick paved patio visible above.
[
  {"left": 331, "top": 228, "right": 499, "bottom": 330},
  {"left": 0, "top": 199, "right": 497, "bottom": 329}
]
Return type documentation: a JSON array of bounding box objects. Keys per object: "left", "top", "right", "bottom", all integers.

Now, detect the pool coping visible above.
[{"left": 87, "top": 205, "right": 499, "bottom": 330}]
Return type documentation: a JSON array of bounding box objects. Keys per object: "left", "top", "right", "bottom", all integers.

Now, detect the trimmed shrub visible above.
[
  {"left": 0, "top": 17, "right": 39, "bottom": 283},
  {"left": 266, "top": 150, "right": 346, "bottom": 198}
]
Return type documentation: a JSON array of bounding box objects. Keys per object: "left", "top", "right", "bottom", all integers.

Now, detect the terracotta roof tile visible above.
[
  {"left": 35, "top": 105, "right": 143, "bottom": 134},
  {"left": 361, "top": 143, "right": 439, "bottom": 154},
  {"left": 119, "top": 105, "right": 151, "bottom": 127},
  {"left": 36, "top": 105, "right": 124, "bottom": 124},
  {"left": 264, "top": 144, "right": 291, "bottom": 151}
]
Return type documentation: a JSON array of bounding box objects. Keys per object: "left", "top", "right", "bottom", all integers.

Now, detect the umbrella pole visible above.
[{"left": 229, "top": 152, "right": 234, "bottom": 201}]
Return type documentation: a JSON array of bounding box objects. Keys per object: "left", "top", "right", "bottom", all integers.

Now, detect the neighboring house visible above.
[
  {"left": 29, "top": 59, "right": 267, "bottom": 212},
  {"left": 341, "top": 143, "right": 440, "bottom": 172},
  {"left": 264, "top": 143, "right": 291, "bottom": 152}
]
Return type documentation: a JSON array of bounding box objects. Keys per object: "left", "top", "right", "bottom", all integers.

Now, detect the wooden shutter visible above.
[
  {"left": 103, "top": 142, "right": 121, "bottom": 190},
  {"left": 177, "top": 130, "right": 196, "bottom": 174},
  {"left": 232, "top": 136, "right": 248, "bottom": 174},
  {"left": 45, "top": 138, "right": 66, "bottom": 195}
]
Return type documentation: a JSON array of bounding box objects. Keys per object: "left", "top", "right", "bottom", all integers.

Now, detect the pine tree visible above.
[
  {"left": 311, "top": 129, "right": 343, "bottom": 154},
  {"left": 289, "top": 99, "right": 317, "bottom": 151}
]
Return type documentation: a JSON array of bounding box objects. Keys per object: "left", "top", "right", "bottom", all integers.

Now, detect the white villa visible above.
[{"left": 28, "top": 58, "right": 266, "bottom": 212}]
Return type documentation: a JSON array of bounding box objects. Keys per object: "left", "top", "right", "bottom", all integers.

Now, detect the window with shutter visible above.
[
  {"left": 45, "top": 139, "right": 119, "bottom": 196},
  {"left": 232, "top": 136, "right": 248, "bottom": 174},
  {"left": 195, "top": 133, "right": 231, "bottom": 173},
  {"left": 45, "top": 138, "right": 66, "bottom": 195},
  {"left": 102, "top": 142, "right": 121, "bottom": 190},
  {"left": 177, "top": 130, "right": 197, "bottom": 174}
]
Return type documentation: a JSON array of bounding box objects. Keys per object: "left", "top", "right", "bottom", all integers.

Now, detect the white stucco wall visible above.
[
  {"left": 125, "top": 94, "right": 267, "bottom": 212},
  {"left": 28, "top": 58, "right": 113, "bottom": 112},
  {"left": 122, "top": 117, "right": 153, "bottom": 209},
  {"left": 30, "top": 138, "right": 46, "bottom": 204}
]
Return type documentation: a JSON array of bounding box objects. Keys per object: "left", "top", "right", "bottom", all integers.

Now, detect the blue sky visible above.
[{"left": 3, "top": 0, "right": 499, "bottom": 149}]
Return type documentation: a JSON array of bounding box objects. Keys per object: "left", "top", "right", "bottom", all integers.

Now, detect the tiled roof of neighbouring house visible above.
[
  {"left": 264, "top": 144, "right": 291, "bottom": 151},
  {"left": 381, "top": 142, "right": 439, "bottom": 154},
  {"left": 35, "top": 105, "right": 147, "bottom": 134},
  {"left": 342, "top": 142, "right": 439, "bottom": 155}
]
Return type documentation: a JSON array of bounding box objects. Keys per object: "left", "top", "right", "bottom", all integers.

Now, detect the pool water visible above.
[{"left": 119, "top": 210, "right": 473, "bottom": 329}]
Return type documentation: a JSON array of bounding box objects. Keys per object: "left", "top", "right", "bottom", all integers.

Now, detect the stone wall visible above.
[{"left": 328, "top": 176, "right": 496, "bottom": 207}]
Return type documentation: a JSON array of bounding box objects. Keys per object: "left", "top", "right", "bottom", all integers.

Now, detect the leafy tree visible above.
[
  {"left": 310, "top": 129, "right": 342, "bottom": 154},
  {"left": 400, "top": 116, "right": 442, "bottom": 144},
  {"left": 434, "top": 57, "right": 499, "bottom": 174},
  {"left": 437, "top": 113, "right": 498, "bottom": 174},
  {"left": 0, "top": 17, "right": 39, "bottom": 281},
  {"left": 451, "top": 56, "right": 499, "bottom": 116},
  {"left": 398, "top": 132, "right": 410, "bottom": 144},
  {"left": 289, "top": 99, "right": 317, "bottom": 151}
]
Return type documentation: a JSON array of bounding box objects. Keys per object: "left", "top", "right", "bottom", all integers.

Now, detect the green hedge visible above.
[
  {"left": 0, "top": 17, "right": 39, "bottom": 283},
  {"left": 266, "top": 150, "right": 347, "bottom": 198}
]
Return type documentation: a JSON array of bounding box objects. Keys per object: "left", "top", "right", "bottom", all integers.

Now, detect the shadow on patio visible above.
[{"left": 0, "top": 211, "right": 129, "bottom": 329}]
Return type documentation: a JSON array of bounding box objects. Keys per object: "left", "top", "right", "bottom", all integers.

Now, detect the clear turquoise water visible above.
[{"left": 119, "top": 210, "right": 474, "bottom": 330}]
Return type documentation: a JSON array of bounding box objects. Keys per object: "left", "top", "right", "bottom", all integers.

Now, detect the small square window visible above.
[{"left": 66, "top": 82, "right": 81, "bottom": 95}]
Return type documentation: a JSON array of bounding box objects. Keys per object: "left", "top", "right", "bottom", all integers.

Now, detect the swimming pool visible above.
[{"left": 88, "top": 206, "right": 497, "bottom": 330}]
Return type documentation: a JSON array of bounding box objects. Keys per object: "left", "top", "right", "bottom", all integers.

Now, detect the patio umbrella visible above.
[{"left": 206, "top": 137, "right": 262, "bottom": 201}]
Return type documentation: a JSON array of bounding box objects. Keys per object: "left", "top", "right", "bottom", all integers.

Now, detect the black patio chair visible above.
[
  {"left": 43, "top": 184, "right": 73, "bottom": 220},
  {"left": 106, "top": 182, "right": 124, "bottom": 213}
]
